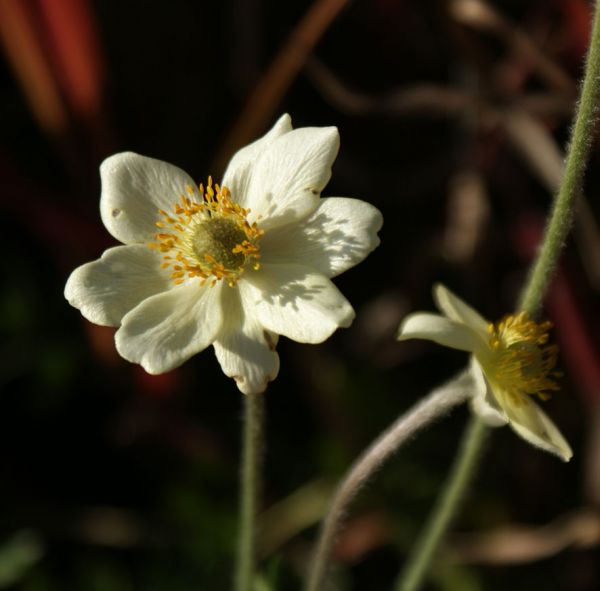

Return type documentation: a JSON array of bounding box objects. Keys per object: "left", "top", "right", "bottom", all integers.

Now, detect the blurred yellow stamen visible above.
[
  {"left": 484, "top": 313, "right": 560, "bottom": 403},
  {"left": 148, "top": 177, "right": 263, "bottom": 287}
]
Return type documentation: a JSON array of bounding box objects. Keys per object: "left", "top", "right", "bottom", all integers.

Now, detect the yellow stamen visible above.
[
  {"left": 148, "top": 178, "right": 263, "bottom": 287},
  {"left": 484, "top": 312, "right": 560, "bottom": 403}
]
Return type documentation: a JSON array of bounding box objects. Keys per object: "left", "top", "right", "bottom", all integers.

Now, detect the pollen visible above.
[
  {"left": 148, "top": 178, "right": 263, "bottom": 287},
  {"left": 483, "top": 312, "right": 560, "bottom": 403}
]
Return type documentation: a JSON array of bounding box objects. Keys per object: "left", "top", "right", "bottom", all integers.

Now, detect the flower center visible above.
[
  {"left": 191, "top": 218, "right": 247, "bottom": 270},
  {"left": 149, "top": 178, "right": 263, "bottom": 287},
  {"left": 483, "top": 312, "right": 560, "bottom": 402}
]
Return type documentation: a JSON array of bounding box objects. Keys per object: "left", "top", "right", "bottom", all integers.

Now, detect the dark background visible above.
[{"left": 0, "top": 0, "right": 598, "bottom": 589}]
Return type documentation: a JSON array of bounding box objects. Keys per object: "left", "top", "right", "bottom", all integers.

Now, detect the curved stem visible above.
[
  {"left": 519, "top": 0, "right": 600, "bottom": 316},
  {"left": 394, "top": 415, "right": 488, "bottom": 591},
  {"left": 235, "top": 392, "right": 265, "bottom": 591},
  {"left": 305, "top": 371, "right": 472, "bottom": 591}
]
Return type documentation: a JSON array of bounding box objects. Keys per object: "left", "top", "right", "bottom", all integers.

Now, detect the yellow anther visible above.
[
  {"left": 484, "top": 313, "right": 559, "bottom": 402},
  {"left": 149, "top": 177, "right": 262, "bottom": 287}
]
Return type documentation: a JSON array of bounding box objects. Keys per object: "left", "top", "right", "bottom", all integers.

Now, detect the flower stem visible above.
[
  {"left": 235, "top": 392, "right": 265, "bottom": 591},
  {"left": 394, "top": 415, "right": 487, "bottom": 591},
  {"left": 393, "top": 6, "right": 600, "bottom": 589},
  {"left": 519, "top": 1, "right": 600, "bottom": 317},
  {"left": 304, "top": 371, "right": 472, "bottom": 591}
]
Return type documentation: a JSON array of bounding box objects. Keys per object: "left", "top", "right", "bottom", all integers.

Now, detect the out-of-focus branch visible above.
[
  {"left": 450, "top": 508, "right": 600, "bottom": 564},
  {"left": 450, "top": 0, "right": 575, "bottom": 95},
  {"left": 306, "top": 58, "right": 572, "bottom": 119},
  {"left": 258, "top": 479, "right": 334, "bottom": 559},
  {"left": 214, "top": 0, "right": 351, "bottom": 172},
  {"left": 584, "top": 407, "right": 600, "bottom": 506},
  {"left": 0, "top": 0, "right": 67, "bottom": 134},
  {"left": 502, "top": 108, "right": 600, "bottom": 290},
  {"left": 442, "top": 170, "right": 490, "bottom": 264},
  {"left": 306, "top": 57, "right": 483, "bottom": 116}
]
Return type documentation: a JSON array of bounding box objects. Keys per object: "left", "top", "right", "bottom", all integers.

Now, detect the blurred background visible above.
[{"left": 1, "top": 0, "right": 599, "bottom": 588}]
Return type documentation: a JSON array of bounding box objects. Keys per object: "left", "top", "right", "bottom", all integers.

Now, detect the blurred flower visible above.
[
  {"left": 65, "top": 114, "right": 383, "bottom": 394},
  {"left": 397, "top": 284, "right": 572, "bottom": 461}
]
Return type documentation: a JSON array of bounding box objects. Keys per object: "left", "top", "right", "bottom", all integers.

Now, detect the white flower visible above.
[
  {"left": 65, "top": 114, "right": 383, "bottom": 395},
  {"left": 397, "top": 284, "right": 572, "bottom": 461}
]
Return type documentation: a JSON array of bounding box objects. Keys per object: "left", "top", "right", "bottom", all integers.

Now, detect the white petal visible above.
[
  {"left": 260, "top": 197, "right": 383, "bottom": 277},
  {"left": 433, "top": 284, "right": 489, "bottom": 338},
  {"left": 241, "top": 126, "right": 340, "bottom": 230},
  {"left": 100, "top": 152, "right": 197, "bottom": 244},
  {"left": 115, "top": 282, "right": 224, "bottom": 374},
  {"left": 397, "top": 312, "right": 482, "bottom": 352},
  {"left": 469, "top": 358, "right": 509, "bottom": 427},
  {"left": 64, "top": 245, "right": 172, "bottom": 326},
  {"left": 222, "top": 114, "right": 293, "bottom": 200},
  {"left": 499, "top": 392, "right": 573, "bottom": 462},
  {"left": 213, "top": 287, "right": 280, "bottom": 395},
  {"left": 242, "top": 264, "right": 354, "bottom": 344}
]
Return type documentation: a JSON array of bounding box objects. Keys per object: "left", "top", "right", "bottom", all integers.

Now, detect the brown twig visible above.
[
  {"left": 306, "top": 57, "right": 481, "bottom": 116},
  {"left": 306, "top": 58, "right": 571, "bottom": 119},
  {"left": 214, "top": 0, "right": 351, "bottom": 172},
  {"left": 450, "top": 0, "right": 575, "bottom": 95},
  {"left": 450, "top": 508, "right": 600, "bottom": 564},
  {"left": 501, "top": 108, "right": 600, "bottom": 289}
]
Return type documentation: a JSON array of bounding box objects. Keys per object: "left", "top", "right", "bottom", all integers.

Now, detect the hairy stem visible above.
[
  {"left": 394, "top": 415, "right": 488, "bottom": 591},
  {"left": 305, "top": 372, "right": 472, "bottom": 591},
  {"left": 235, "top": 392, "right": 265, "bottom": 591}
]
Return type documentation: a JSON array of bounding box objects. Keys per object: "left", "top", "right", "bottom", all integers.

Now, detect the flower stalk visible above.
[
  {"left": 395, "top": 3, "right": 600, "bottom": 589},
  {"left": 235, "top": 392, "right": 265, "bottom": 591},
  {"left": 305, "top": 371, "right": 473, "bottom": 591},
  {"left": 394, "top": 415, "right": 487, "bottom": 591}
]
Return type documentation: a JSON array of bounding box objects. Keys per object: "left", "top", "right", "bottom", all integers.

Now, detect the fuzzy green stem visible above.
[
  {"left": 305, "top": 372, "right": 473, "bottom": 591},
  {"left": 235, "top": 392, "right": 265, "bottom": 591},
  {"left": 394, "top": 416, "right": 487, "bottom": 591},
  {"left": 519, "top": 1, "right": 600, "bottom": 316}
]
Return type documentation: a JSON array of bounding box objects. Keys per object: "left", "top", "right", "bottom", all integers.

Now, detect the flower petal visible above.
[
  {"left": 241, "top": 126, "right": 340, "bottom": 230},
  {"left": 469, "top": 358, "right": 509, "bottom": 426},
  {"left": 260, "top": 197, "right": 383, "bottom": 277},
  {"left": 222, "top": 114, "right": 292, "bottom": 200},
  {"left": 213, "top": 287, "right": 279, "bottom": 395},
  {"left": 499, "top": 392, "right": 573, "bottom": 462},
  {"left": 64, "top": 245, "right": 171, "bottom": 326},
  {"left": 397, "top": 312, "right": 482, "bottom": 352},
  {"left": 433, "top": 284, "right": 489, "bottom": 338},
  {"left": 242, "top": 264, "right": 354, "bottom": 344},
  {"left": 115, "top": 282, "right": 223, "bottom": 374},
  {"left": 100, "top": 152, "right": 197, "bottom": 244}
]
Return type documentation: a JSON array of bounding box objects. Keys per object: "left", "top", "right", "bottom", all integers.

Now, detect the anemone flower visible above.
[
  {"left": 66, "top": 114, "right": 383, "bottom": 394},
  {"left": 398, "top": 284, "right": 572, "bottom": 461}
]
